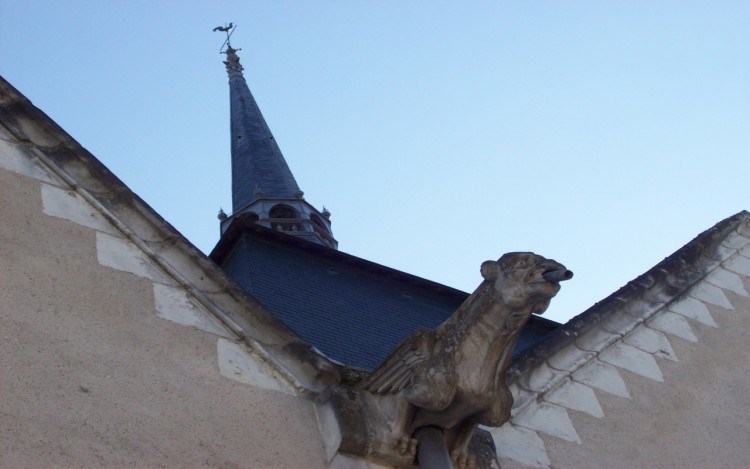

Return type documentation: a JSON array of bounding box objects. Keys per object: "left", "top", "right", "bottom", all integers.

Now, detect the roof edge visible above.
[
  {"left": 211, "top": 213, "right": 473, "bottom": 303},
  {"left": 0, "top": 75, "right": 339, "bottom": 394},
  {"left": 508, "top": 210, "right": 750, "bottom": 384}
]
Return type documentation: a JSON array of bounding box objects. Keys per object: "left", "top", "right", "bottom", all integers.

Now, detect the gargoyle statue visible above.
[{"left": 362, "top": 252, "right": 572, "bottom": 467}]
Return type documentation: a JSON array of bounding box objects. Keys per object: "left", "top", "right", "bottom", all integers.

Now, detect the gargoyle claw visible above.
[
  {"left": 395, "top": 436, "right": 418, "bottom": 456},
  {"left": 451, "top": 449, "right": 477, "bottom": 469}
]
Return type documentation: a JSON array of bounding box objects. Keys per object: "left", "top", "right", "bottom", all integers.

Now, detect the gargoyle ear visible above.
[{"left": 480, "top": 260, "right": 501, "bottom": 280}]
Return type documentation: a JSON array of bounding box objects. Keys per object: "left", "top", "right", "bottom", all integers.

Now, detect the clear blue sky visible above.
[{"left": 1, "top": 1, "right": 748, "bottom": 323}]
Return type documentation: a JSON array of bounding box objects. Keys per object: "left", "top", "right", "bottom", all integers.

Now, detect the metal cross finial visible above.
[{"left": 213, "top": 22, "right": 237, "bottom": 53}]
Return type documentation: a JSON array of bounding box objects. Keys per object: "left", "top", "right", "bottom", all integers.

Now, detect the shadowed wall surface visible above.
[{"left": 0, "top": 163, "right": 328, "bottom": 468}]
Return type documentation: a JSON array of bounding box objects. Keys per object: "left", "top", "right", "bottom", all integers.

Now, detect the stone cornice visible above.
[{"left": 494, "top": 211, "right": 750, "bottom": 467}]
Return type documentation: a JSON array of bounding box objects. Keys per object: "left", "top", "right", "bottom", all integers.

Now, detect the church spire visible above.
[
  {"left": 217, "top": 37, "right": 337, "bottom": 250},
  {"left": 224, "top": 46, "right": 302, "bottom": 209}
]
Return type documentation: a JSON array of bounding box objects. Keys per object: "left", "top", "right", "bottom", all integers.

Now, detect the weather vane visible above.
[{"left": 213, "top": 22, "right": 237, "bottom": 53}]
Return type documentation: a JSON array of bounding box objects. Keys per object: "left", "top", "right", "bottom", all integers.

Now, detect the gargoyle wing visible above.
[{"left": 363, "top": 328, "right": 434, "bottom": 394}]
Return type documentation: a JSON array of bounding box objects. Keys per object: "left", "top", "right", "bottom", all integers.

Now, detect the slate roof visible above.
[
  {"left": 226, "top": 49, "right": 301, "bottom": 211},
  {"left": 210, "top": 216, "right": 560, "bottom": 370}
]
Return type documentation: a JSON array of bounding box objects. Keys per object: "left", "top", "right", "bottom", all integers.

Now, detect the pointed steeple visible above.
[
  {"left": 224, "top": 46, "right": 302, "bottom": 209},
  {"left": 219, "top": 45, "right": 337, "bottom": 250}
]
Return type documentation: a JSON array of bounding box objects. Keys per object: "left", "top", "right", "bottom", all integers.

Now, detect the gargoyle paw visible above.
[
  {"left": 451, "top": 449, "right": 476, "bottom": 469},
  {"left": 395, "top": 436, "right": 418, "bottom": 457}
]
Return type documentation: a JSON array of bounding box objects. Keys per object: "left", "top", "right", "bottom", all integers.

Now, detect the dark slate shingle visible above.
[{"left": 220, "top": 231, "right": 558, "bottom": 370}]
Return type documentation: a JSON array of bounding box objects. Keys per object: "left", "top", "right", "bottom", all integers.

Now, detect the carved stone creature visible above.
[{"left": 362, "top": 252, "right": 572, "bottom": 467}]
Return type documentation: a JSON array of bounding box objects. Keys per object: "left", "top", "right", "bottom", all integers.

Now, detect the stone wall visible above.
[
  {"left": 494, "top": 225, "right": 750, "bottom": 468},
  {"left": 0, "top": 131, "right": 329, "bottom": 467}
]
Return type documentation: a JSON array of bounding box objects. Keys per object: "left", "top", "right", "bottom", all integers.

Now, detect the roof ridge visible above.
[{"left": 506, "top": 210, "right": 750, "bottom": 408}]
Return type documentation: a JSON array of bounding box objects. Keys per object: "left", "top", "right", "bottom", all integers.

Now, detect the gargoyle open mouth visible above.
[{"left": 542, "top": 269, "right": 574, "bottom": 283}]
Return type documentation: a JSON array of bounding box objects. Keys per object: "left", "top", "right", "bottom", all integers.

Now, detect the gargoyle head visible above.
[{"left": 480, "top": 252, "right": 572, "bottom": 313}]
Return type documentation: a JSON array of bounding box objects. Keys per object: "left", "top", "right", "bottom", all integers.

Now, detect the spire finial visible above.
[
  {"left": 213, "top": 22, "right": 236, "bottom": 53},
  {"left": 215, "top": 23, "right": 243, "bottom": 78},
  {"left": 222, "top": 46, "right": 244, "bottom": 78}
]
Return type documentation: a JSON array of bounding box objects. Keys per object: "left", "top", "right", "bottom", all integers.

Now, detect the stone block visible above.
[
  {"left": 721, "top": 231, "right": 749, "bottom": 250},
  {"left": 41, "top": 183, "right": 118, "bottom": 235},
  {"left": 705, "top": 268, "right": 749, "bottom": 298},
  {"left": 153, "top": 283, "right": 232, "bottom": 337},
  {"left": 96, "top": 231, "right": 171, "bottom": 283},
  {"left": 491, "top": 424, "right": 550, "bottom": 469},
  {"left": 546, "top": 342, "right": 595, "bottom": 373},
  {"left": 513, "top": 401, "right": 581, "bottom": 444},
  {"left": 737, "top": 219, "right": 750, "bottom": 239},
  {"left": 315, "top": 402, "right": 342, "bottom": 463},
  {"left": 707, "top": 243, "right": 739, "bottom": 264},
  {"left": 217, "top": 339, "right": 294, "bottom": 395},
  {"left": 0, "top": 137, "right": 61, "bottom": 185},
  {"left": 515, "top": 361, "right": 569, "bottom": 393},
  {"left": 509, "top": 381, "right": 536, "bottom": 415},
  {"left": 599, "top": 342, "right": 664, "bottom": 382},
  {"left": 600, "top": 308, "right": 644, "bottom": 335},
  {"left": 725, "top": 255, "right": 750, "bottom": 277},
  {"left": 574, "top": 324, "right": 621, "bottom": 352},
  {"left": 667, "top": 296, "right": 717, "bottom": 327},
  {"left": 572, "top": 360, "right": 630, "bottom": 399},
  {"left": 689, "top": 281, "right": 733, "bottom": 310},
  {"left": 623, "top": 325, "right": 677, "bottom": 361},
  {"left": 623, "top": 299, "right": 661, "bottom": 319},
  {"left": 544, "top": 379, "right": 604, "bottom": 418},
  {"left": 647, "top": 311, "right": 698, "bottom": 342}
]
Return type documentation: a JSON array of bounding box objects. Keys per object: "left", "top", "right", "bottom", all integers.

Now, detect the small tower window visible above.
[
  {"left": 269, "top": 204, "right": 299, "bottom": 232},
  {"left": 269, "top": 204, "right": 297, "bottom": 219}
]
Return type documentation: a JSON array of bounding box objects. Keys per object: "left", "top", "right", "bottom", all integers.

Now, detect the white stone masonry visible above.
[
  {"left": 2, "top": 146, "right": 297, "bottom": 397},
  {"left": 494, "top": 224, "right": 750, "bottom": 468}
]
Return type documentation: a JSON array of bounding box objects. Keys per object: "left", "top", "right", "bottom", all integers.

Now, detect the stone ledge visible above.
[
  {"left": 508, "top": 211, "right": 748, "bottom": 382},
  {"left": 498, "top": 212, "right": 749, "bottom": 468}
]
